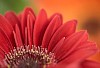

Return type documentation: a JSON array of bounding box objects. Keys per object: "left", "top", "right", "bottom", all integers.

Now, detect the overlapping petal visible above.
[
  {"left": 81, "top": 60, "right": 100, "bottom": 68},
  {"left": 5, "top": 11, "right": 20, "bottom": 28},
  {"left": 21, "top": 8, "right": 35, "bottom": 43},
  {"left": 42, "top": 15, "right": 62, "bottom": 48},
  {"left": 0, "top": 7, "right": 99, "bottom": 68},
  {"left": 48, "top": 20, "right": 77, "bottom": 52},
  {"left": 34, "top": 9, "right": 48, "bottom": 46}
]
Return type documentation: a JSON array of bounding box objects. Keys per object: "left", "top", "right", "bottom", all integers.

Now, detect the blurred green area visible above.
[{"left": 0, "top": 0, "right": 30, "bottom": 14}]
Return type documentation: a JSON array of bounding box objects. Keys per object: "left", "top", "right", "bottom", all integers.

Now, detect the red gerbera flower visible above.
[{"left": 0, "top": 8, "right": 100, "bottom": 68}]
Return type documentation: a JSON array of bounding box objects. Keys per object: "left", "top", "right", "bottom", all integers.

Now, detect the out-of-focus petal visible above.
[
  {"left": 0, "top": 60, "right": 7, "bottom": 68},
  {"left": 5, "top": 11, "right": 20, "bottom": 28},
  {"left": 0, "top": 49, "right": 5, "bottom": 59},
  {"left": 81, "top": 60, "right": 100, "bottom": 68},
  {"left": 48, "top": 61, "right": 80, "bottom": 68},
  {"left": 0, "top": 15, "right": 14, "bottom": 47},
  {"left": 0, "top": 28, "right": 12, "bottom": 54}
]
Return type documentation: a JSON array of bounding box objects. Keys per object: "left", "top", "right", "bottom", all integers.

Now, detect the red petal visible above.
[
  {"left": 34, "top": 9, "right": 48, "bottom": 46},
  {"left": 21, "top": 8, "right": 35, "bottom": 43},
  {"left": 5, "top": 11, "right": 20, "bottom": 28},
  {"left": 42, "top": 15, "right": 62, "bottom": 48},
  {"left": 56, "top": 31, "right": 88, "bottom": 61},
  {"left": 49, "top": 13, "right": 63, "bottom": 23},
  {"left": 48, "top": 20, "right": 77, "bottom": 52},
  {"left": 81, "top": 60, "right": 100, "bottom": 68},
  {"left": 27, "top": 12, "right": 35, "bottom": 46},
  {"left": 0, "top": 60, "right": 7, "bottom": 68},
  {"left": 0, "top": 15, "right": 14, "bottom": 48},
  {"left": 0, "top": 49, "right": 5, "bottom": 59},
  {"left": 52, "top": 37, "right": 65, "bottom": 54},
  {"left": 49, "top": 61, "right": 80, "bottom": 68},
  {"left": 25, "top": 27, "right": 28, "bottom": 45},
  {"left": 0, "top": 28, "right": 12, "bottom": 53},
  {"left": 13, "top": 24, "right": 23, "bottom": 47},
  {"left": 18, "top": 13, "right": 22, "bottom": 22},
  {"left": 58, "top": 43, "right": 97, "bottom": 64}
]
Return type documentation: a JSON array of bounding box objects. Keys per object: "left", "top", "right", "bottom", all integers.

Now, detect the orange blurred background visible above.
[{"left": 31, "top": 0, "right": 100, "bottom": 62}]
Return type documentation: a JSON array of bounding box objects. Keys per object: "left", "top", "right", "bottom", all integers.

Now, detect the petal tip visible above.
[
  {"left": 24, "top": 7, "right": 32, "bottom": 11},
  {"left": 71, "top": 19, "right": 77, "bottom": 25},
  {"left": 38, "top": 9, "right": 47, "bottom": 18},
  {"left": 40, "top": 9, "right": 46, "bottom": 14}
]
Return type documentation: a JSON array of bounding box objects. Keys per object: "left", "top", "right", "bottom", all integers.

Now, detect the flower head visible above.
[{"left": 0, "top": 8, "right": 100, "bottom": 68}]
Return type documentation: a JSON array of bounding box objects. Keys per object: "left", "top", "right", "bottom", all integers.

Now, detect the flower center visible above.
[{"left": 5, "top": 45, "right": 55, "bottom": 68}]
